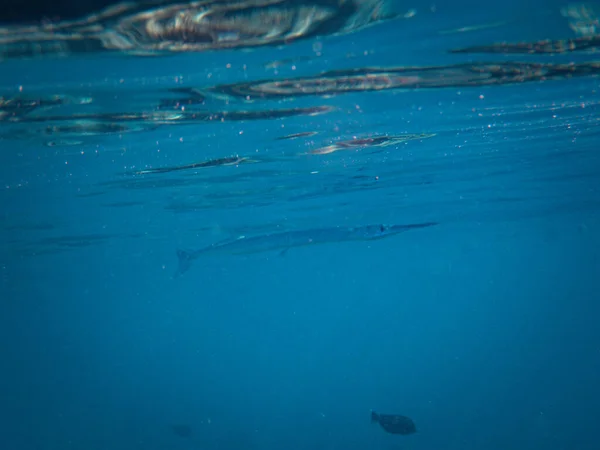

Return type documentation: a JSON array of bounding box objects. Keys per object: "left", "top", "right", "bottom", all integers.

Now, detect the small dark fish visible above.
[
  {"left": 171, "top": 424, "right": 192, "bottom": 438},
  {"left": 371, "top": 411, "right": 417, "bottom": 435}
]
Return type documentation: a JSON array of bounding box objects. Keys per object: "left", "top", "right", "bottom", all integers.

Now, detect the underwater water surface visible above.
[{"left": 0, "top": 1, "right": 599, "bottom": 450}]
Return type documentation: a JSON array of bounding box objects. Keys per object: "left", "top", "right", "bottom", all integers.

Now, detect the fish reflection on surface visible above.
[
  {"left": 439, "top": 21, "right": 508, "bottom": 35},
  {"left": 0, "top": 95, "right": 91, "bottom": 120},
  {"left": 45, "top": 139, "right": 84, "bottom": 147},
  {"left": 44, "top": 122, "right": 139, "bottom": 136},
  {"left": 276, "top": 131, "right": 319, "bottom": 140},
  {"left": 1, "top": 121, "right": 153, "bottom": 141},
  {"left": 158, "top": 88, "right": 207, "bottom": 109},
  {"left": 450, "top": 4, "right": 600, "bottom": 54},
  {"left": 0, "top": 0, "right": 397, "bottom": 59},
  {"left": 135, "top": 156, "right": 254, "bottom": 175},
  {"left": 5, "top": 106, "right": 333, "bottom": 125},
  {"left": 208, "top": 61, "right": 600, "bottom": 100},
  {"left": 450, "top": 36, "right": 600, "bottom": 54},
  {"left": 561, "top": 2, "right": 600, "bottom": 36},
  {"left": 1, "top": 105, "right": 333, "bottom": 142},
  {"left": 307, "top": 134, "right": 436, "bottom": 155},
  {"left": 371, "top": 411, "right": 417, "bottom": 435}
]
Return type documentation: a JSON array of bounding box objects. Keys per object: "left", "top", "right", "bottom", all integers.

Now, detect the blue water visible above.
[{"left": 1, "top": 1, "right": 600, "bottom": 450}]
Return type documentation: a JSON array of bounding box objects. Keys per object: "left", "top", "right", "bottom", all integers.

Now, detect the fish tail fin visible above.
[
  {"left": 174, "top": 249, "right": 193, "bottom": 277},
  {"left": 371, "top": 411, "right": 379, "bottom": 424}
]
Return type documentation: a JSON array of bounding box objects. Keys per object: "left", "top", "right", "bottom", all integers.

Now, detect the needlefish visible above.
[{"left": 174, "top": 222, "right": 438, "bottom": 277}]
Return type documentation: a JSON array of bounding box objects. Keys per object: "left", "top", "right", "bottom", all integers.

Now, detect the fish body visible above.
[
  {"left": 371, "top": 411, "right": 417, "bottom": 435},
  {"left": 174, "top": 222, "right": 437, "bottom": 276}
]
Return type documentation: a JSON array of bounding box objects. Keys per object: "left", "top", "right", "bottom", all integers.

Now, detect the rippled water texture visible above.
[
  {"left": 1, "top": 2, "right": 600, "bottom": 450},
  {"left": 1, "top": 1, "right": 599, "bottom": 246}
]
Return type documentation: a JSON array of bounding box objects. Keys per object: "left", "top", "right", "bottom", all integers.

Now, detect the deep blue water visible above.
[{"left": 1, "top": 1, "right": 600, "bottom": 450}]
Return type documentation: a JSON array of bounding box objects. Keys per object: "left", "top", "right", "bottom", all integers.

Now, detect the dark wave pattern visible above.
[
  {"left": 1, "top": 0, "right": 600, "bottom": 258},
  {"left": 206, "top": 61, "right": 600, "bottom": 100},
  {"left": 450, "top": 36, "right": 600, "bottom": 54},
  {"left": 0, "top": 0, "right": 396, "bottom": 59}
]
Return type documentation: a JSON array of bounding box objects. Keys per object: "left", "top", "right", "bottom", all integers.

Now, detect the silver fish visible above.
[{"left": 174, "top": 222, "right": 438, "bottom": 276}]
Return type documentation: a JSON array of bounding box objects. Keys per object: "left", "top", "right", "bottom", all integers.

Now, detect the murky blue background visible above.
[{"left": 1, "top": 1, "right": 599, "bottom": 449}]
